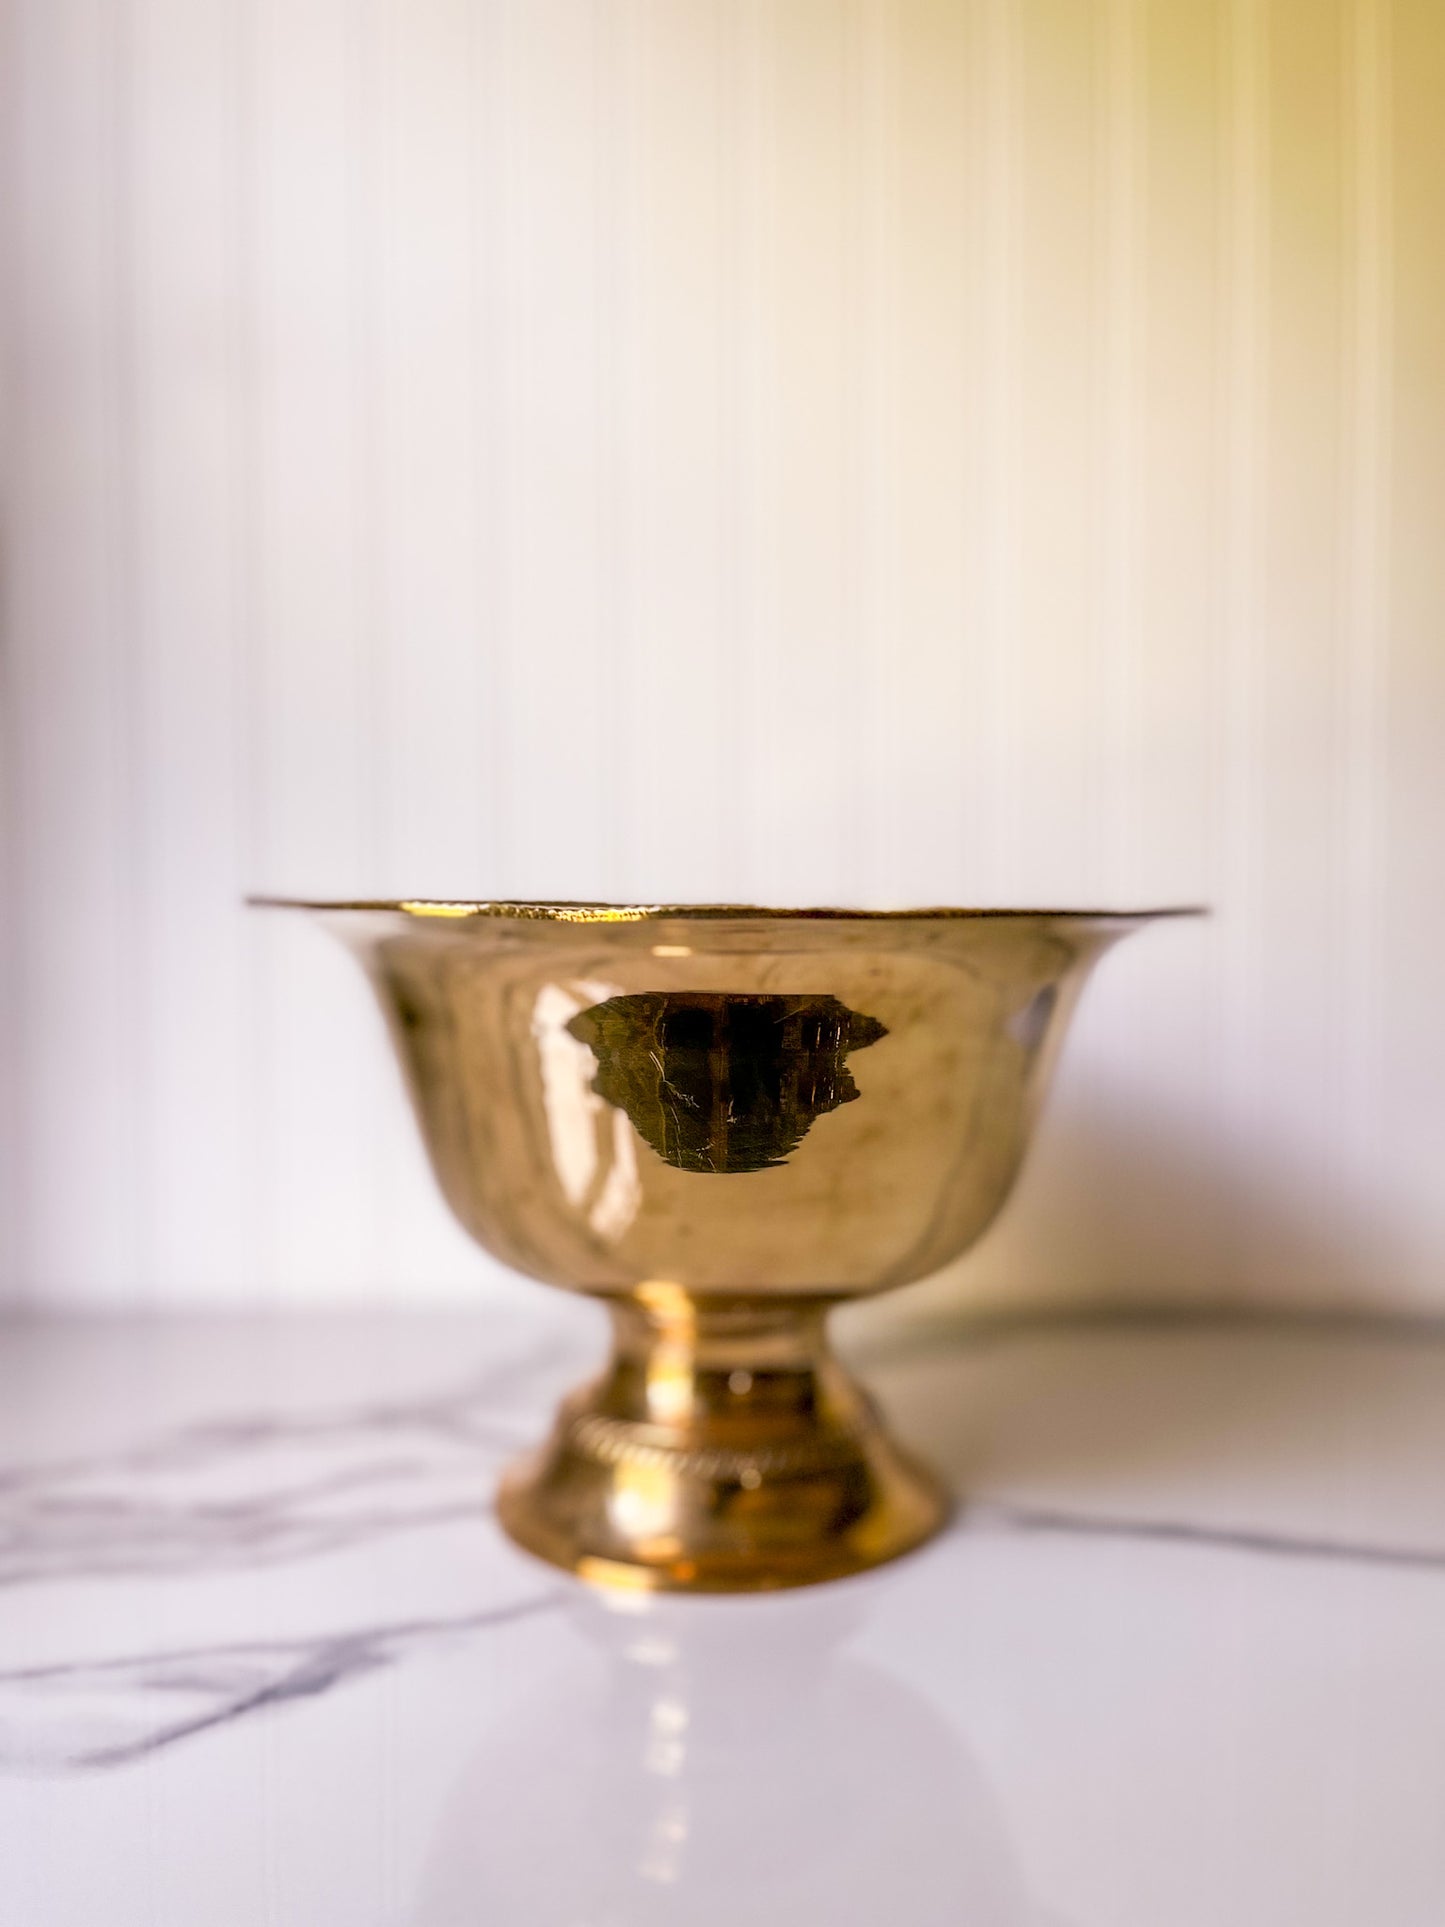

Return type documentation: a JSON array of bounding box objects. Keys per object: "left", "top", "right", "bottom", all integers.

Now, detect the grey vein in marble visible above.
[
  {"left": 8, "top": 1329, "right": 1445, "bottom": 1782},
  {"left": 0, "top": 1374, "right": 532, "bottom": 1588},
  {"left": 7, "top": 1489, "right": 1445, "bottom": 1780},
  {"left": 966, "top": 1502, "right": 1445, "bottom": 1571},
  {"left": 0, "top": 1597, "right": 561, "bottom": 1775}
]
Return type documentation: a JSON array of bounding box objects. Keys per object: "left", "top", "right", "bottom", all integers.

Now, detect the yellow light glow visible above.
[
  {"left": 635, "top": 1280, "right": 694, "bottom": 1322},
  {"left": 645, "top": 1344, "right": 695, "bottom": 1425},
  {"left": 576, "top": 1556, "right": 659, "bottom": 1593},
  {"left": 609, "top": 1464, "right": 677, "bottom": 1541}
]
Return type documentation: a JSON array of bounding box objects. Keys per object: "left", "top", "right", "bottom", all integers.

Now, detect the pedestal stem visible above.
[{"left": 497, "top": 1291, "right": 949, "bottom": 1592}]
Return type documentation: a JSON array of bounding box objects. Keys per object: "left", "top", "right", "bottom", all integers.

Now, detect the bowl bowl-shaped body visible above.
[
  {"left": 299, "top": 902, "right": 1170, "bottom": 1298},
  {"left": 257, "top": 900, "right": 1192, "bottom": 1590}
]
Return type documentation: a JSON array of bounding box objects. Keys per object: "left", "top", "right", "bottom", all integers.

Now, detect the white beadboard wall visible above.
[{"left": 2, "top": 0, "right": 1442, "bottom": 1314}]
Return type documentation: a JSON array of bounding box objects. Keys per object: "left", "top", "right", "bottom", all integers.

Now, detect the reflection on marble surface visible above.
[
  {"left": 415, "top": 1586, "right": 1051, "bottom": 1926},
  {"left": 5, "top": 1311, "right": 1445, "bottom": 1925}
]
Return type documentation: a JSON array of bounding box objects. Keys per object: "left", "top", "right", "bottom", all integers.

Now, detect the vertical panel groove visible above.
[
  {"left": 715, "top": 0, "right": 742, "bottom": 898},
  {"left": 1100, "top": 0, "right": 1143, "bottom": 905},
  {"left": 1217, "top": 0, "right": 1268, "bottom": 1202},
  {"left": 1339, "top": 0, "right": 1392, "bottom": 1210},
  {"left": 234, "top": 0, "right": 277, "bottom": 1301},
  {"left": 348, "top": 0, "right": 389, "bottom": 1292},
  {"left": 593, "top": 0, "right": 627, "bottom": 898},
  {"left": 735, "top": 0, "right": 773, "bottom": 900},
  {"left": 0, "top": 0, "right": 26, "bottom": 1302},
  {"left": 467, "top": 0, "right": 510, "bottom": 893},
  {"left": 113, "top": 0, "right": 153, "bottom": 1302},
  {"left": 848, "top": 0, "right": 884, "bottom": 905},
  {"left": 980, "top": 0, "right": 1019, "bottom": 901}
]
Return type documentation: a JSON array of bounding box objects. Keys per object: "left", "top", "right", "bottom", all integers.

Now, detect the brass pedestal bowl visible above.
[{"left": 255, "top": 900, "right": 1189, "bottom": 1592}]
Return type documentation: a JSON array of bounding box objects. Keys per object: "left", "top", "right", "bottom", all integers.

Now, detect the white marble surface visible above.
[{"left": 4, "top": 1299, "right": 1445, "bottom": 1925}]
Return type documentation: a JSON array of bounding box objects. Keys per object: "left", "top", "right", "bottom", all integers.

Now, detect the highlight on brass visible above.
[{"left": 253, "top": 898, "right": 1198, "bottom": 1591}]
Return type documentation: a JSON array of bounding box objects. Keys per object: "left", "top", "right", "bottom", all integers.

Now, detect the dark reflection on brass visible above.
[{"left": 566, "top": 992, "right": 888, "bottom": 1174}]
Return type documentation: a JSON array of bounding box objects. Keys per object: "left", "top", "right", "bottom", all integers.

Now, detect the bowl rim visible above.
[{"left": 247, "top": 896, "right": 1205, "bottom": 924}]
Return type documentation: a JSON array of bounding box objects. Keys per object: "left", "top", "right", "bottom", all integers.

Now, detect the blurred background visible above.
[{"left": 1, "top": 0, "right": 1440, "bottom": 1318}]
